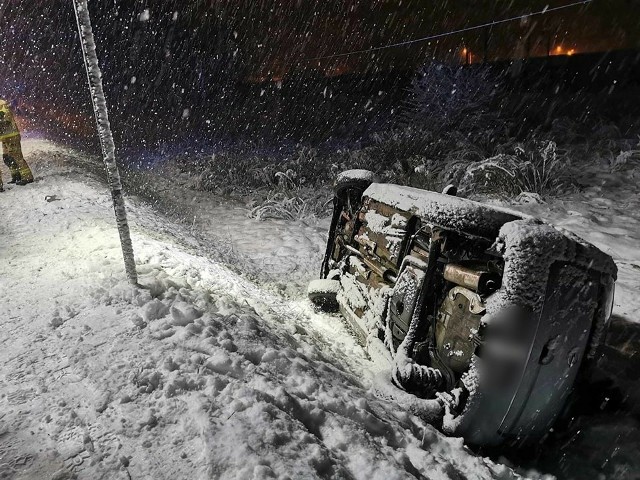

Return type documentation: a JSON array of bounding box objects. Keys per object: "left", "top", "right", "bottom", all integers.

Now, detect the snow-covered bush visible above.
[
  {"left": 611, "top": 149, "right": 640, "bottom": 171},
  {"left": 458, "top": 141, "right": 572, "bottom": 198},
  {"left": 330, "top": 127, "right": 491, "bottom": 193},
  {"left": 610, "top": 135, "right": 640, "bottom": 171},
  {"left": 249, "top": 192, "right": 320, "bottom": 221}
]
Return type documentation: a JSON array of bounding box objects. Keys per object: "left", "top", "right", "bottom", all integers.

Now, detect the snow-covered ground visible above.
[
  {"left": 1, "top": 138, "right": 524, "bottom": 479},
  {"left": 120, "top": 164, "right": 330, "bottom": 295},
  {"left": 506, "top": 168, "right": 640, "bottom": 327}
]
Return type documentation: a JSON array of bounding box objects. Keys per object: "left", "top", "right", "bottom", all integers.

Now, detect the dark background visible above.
[{"left": 0, "top": 0, "right": 639, "bottom": 156}]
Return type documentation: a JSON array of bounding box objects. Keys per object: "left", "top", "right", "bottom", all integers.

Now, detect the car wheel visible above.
[
  {"left": 307, "top": 279, "right": 340, "bottom": 312},
  {"left": 334, "top": 169, "right": 378, "bottom": 205}
]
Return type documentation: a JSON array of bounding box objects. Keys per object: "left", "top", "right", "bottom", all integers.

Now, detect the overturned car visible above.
[{"left": 308, "top": 170, "right": 617, "bottom": 447}]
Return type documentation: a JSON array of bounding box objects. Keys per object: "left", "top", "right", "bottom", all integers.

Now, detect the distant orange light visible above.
[
  {"left": 555, "top": 46, "right": 563, "bottom": 54},
  {"left": 567, "top": 49, "right": 575, "bottom": 56},
  {"left": 462, "top": 48, "right": 468, "bottom": 55}
]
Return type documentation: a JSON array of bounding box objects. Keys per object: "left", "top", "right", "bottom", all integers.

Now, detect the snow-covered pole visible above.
[{"left": 72, "top": 0, "right": 138, "bottom": 285}]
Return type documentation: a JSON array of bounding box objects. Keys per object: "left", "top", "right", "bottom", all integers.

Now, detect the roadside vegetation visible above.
[{"left": 160, "top": 62, "right": 640, "bottom": 220}]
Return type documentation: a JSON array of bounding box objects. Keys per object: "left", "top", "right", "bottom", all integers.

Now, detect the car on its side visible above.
[{"left": 308, "top": 170, "right": 617, "bottom": 447}]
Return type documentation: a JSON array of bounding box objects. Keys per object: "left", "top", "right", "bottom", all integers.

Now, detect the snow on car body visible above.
[{"left": 309, "top": 171, "right": 617, "bottom": 447}]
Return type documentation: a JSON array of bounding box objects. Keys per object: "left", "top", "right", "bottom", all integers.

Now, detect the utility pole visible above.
[{"left": 72, "top": 0, "right": 138, "bottom": 285}]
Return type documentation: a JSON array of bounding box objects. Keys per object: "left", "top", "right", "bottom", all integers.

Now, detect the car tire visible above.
[
  {"left": 307, "top": 279, "right": 340, "bottom": 312},
  {"left": 334, "top": 169, "right": 378, "bottom": 204}
]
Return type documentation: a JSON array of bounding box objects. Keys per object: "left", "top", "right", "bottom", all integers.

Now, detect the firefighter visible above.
[{"left": 0, "top": 99, "right": 34, "bottom": 192}]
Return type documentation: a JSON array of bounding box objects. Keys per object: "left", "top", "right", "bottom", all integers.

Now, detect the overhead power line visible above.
[{"left": 304, "top": 0, "right": 593, "bottom": 62}]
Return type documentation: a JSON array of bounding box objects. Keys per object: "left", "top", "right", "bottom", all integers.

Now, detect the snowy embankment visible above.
[
  {"left": 505, "top": 173, "right": 640, "bottom": 325},
  {"left": 0, "top": 139, "right": 519, "bottom": 480}
]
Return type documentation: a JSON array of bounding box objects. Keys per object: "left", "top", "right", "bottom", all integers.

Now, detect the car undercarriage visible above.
[{"left": 309, "top": 170, "right": 617, "bottom": 447}]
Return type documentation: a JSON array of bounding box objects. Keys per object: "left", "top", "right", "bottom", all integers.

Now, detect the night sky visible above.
[{"left": 0, "top": 0, "right": 638, "bottom": 144}]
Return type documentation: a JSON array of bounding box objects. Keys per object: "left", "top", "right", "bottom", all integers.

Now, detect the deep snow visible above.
[
  {"left": 2, "top": 137, "right": 639, "bottom": 480},
  {"left": 0, "top": 139, "right": 522, "bottom": 479}
]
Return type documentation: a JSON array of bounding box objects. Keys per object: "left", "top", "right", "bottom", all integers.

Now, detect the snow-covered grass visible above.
[
  {"left": 156, "top": 115, "right": 637, "bottom": 222},
  {"left": 147, "top": 64, "right": 639, "bottom": 218},
  {"left": 458, "top": 141, "right": 572, "bottom": 198},
  {"left": 158, "top": 147, "right": 334, "bottom": 220},
  {"left": 1, "top": 138, "right": 523, "bottom": 479}
]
